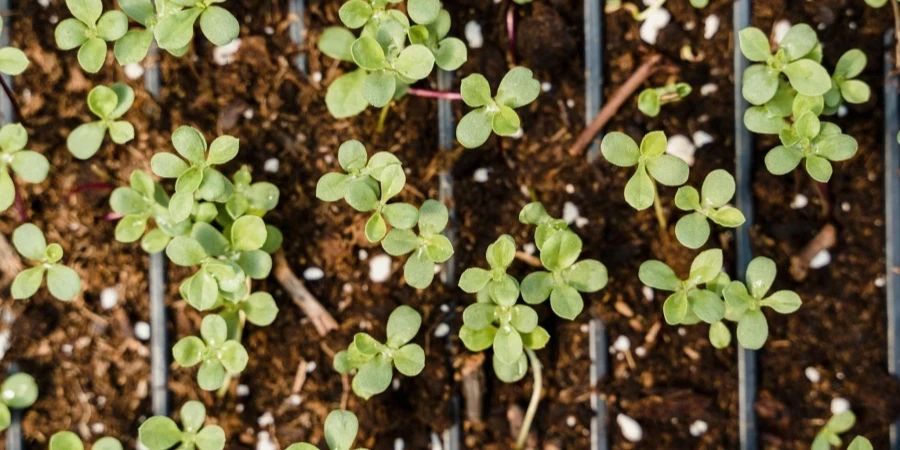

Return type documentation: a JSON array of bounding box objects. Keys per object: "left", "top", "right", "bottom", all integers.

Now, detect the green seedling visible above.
[
  {"left": 518, "top": 202, "right": 570, "bottom": 251},
  {"left": 739, "top": 24, "right": 831, "bottom": 105},
  {"left": 457, "top": 67, "right": 541, "bottom": 148},
  {"left": 55, "top": 0, "right": 128, "bottom": 73},
  {"left": 334, "top": 305, "right": 425, "bottom": 400},
  {"left": 225, "top": 166, "right": 280, "bottom": 220},
  {"left": 0, "top": 20, "right": 29, "bottom": 76},
  {"left": 151, "top": 126, "right": 238, "bottom": 222},
  {"left": 674, "top": 169, "right": 746, "bottom": 249},
  {"left": 637, "top": 82, "right": 691, "bottom": 117},
  {"left": 173, "top": 314, "right": 249, "bottom": 391},
  {"left": 11, "top": 223, "right": 82, "bottom": 302},
  {"left": 139, "top": 401, "right": 226, "bottom": 450},
  {"left": 407, "top": 10, "right": 467, "bottom": 71},
  {"left": 0, "top": 373, "right": 38, "bottom": 431},
  {"left": 764, "top": 111, "right": 857, "bottom": 183},
  {"left": 0, "top": 124, "right": 49, "bottom": 213},
  {"left": 690, "top": 0, "right": 709, "bottom": 7},
  {"left": 723, "top": 256, "right": 801, "bottom": 349},
  {"left": 600, "top": 131, "right": 689, "bottom": 226},
  {"left": 381, "top": 199, "right": 453, "bottom": 288},
  {"left": 49, "top": 432, "right": 122, "bottom": 450},
  {"left": 67, "top": 83, "right": 135, "bottom": 160},
  {"left": 812, "top": 410, "right": 856, "bottom": 450},
  {"left": 848, "top": 436, "right": 873, "bottom": 450},
  {"left": 639, "top": 249, "right": 726, "bottom": 327},
  {"left": 287, "top": 410, "right": 368, "bottom": 450},
  {"left": 111, "top": 169, "right": 185, "bottom": 251},
  {"left": 824, "top": 49, "right": 871, "bottom": 112}
]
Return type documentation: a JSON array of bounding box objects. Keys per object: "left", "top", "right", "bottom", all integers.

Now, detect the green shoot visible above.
[
  {"left": 723, "top": 256, "right": 801, "bottom": 349},
  {"left": 639, "top": 249, "right": 726, "bottom": 328},
  {"left": 0, "top": 124, "right": 49, "bottom": 213},
  {"left": 0, "top": 373, "right": 38, "bottom": 431},
  {"left": 674, "top": 170, "right": 746, "bottom": 249},
  {"left": 11, "top": 223, "right": 82, "bottom": 302},
  {"left": 286, "top": 410, "right": 366, "bottom": 450},
  {"left": 812, "top": 410, "right": 856, "bottom": 450},
  {"left": 139, "top": 401, "right": 226, "bottom": 450},
  {"left": 825, "top": 49, "right": 871, "bottom": 111},
  {"left": 457, "top": 67, "right": 541, "bottom": 149},
  {"left": 54, "top": 0, "right": 128, "bottom": 73},
  {"left": 381, "top": 199, "right": 452, "bottom": 288},
  {"left": 67, "top": 83, "right": 135, "bottom": 160},
  {"left": 49, "top": 432, "right": 122, "bottom": 450},
  {"left": 637, "top": 82, "right": 691, "bottom": 117},
  {"left": 739, "top": 24, "right": 830, "bottom": 104},
  {"left": 173, "top": 314, "right": 250, "bottom": 391},
  {"left": 333, "top": 305, "right": 425, "bottom": 400}
]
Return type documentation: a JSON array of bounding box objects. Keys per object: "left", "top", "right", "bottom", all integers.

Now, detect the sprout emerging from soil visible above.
[
  {"left": 49, "top": 431, "right": 122, "bottom": 450},
  {"left": 173, "top": 314, "right": 250, "bottom": 391},
  {"left": 456, "top": 67, "right": 541, "bottom": 148},
  {"left": 825, "top": 50, "right": 871, "bottom": 110},
  {"left": 54, "top": 0, "right": 128, "bottom": 73},
  {"left": 812, "top": 410, "right": 857, "bottom": 450},
  {"left": 316, "top": 140, "right": 453, "bottom": 289},
  {"left": 723, "top": 256, "right": 801, "bottom": 349},
  {"left": 334, "top": 305, "right": 426, "bottom": 400},
  {"left": 637, "top": 82, "right": 691, "bottom": 117},
  {"left": 67, "top": 83, "right": 135, "bottom": 160},
  {"left": 739, "top": 24, "right": 830, "bottom": 104},
  {"left": 287, "top": 410, "right": 366, "bottom": 450},
  {"left": 11, "top": 223, "right": 82, "bottom": 302},
  {"left": 674, "top": 169, "right": 746, "bottom": 249},
  {"left": 139, "top": 401, "right": 226, "bottom": 450},
  {"left": 640, "top": 249, "right": 727, "bottom": 328},
  {"left": 0, "top": 124, "right": 49, "bottom": 214},
  {"left": 0, "top": 373, "right": 38, "bottom": 431}
]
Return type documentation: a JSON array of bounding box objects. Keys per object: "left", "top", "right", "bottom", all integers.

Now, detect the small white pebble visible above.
[
  {"left": 541, "top": 82, "right": 552, "bottom": 92},
  {"left": 524, "top": 243, "right": 536, "bottom": 255},
  {"left": 90, "top": 423, "right": 106, "bottom": 434},
  {"left": 876, "top": 277, "right": 886, "bottom": 288},
  {"left": 434, "top": 323, "right": 450, "bottom": 338},
  {"left": 37, "top": 0, "right": 50, "bottom": 7},
  {"left": 666, "top": 135, "right": 697, "bottom": 166},
  {"left": 430, "top": 433, "right": 443, "bottom": 450},
  {"left": 700, "top": 83, "right": 718, "bottom": 96},
  {"left": 689, "top": 420, "right": 708, "bottom": 437},
  {"left": 563, "top": 202, "right": 580, "bottom": 224},
  {"left": 287, "top": 394, "right": 302, "bottom": 406},
  {"left": 692, "top": 131, "right": 714, "bottom": 148},
  {"left": 773, "top": 20, "right": 792, "bottom": 44},
  {"left": 311, "top": 71, "right": 323, "bottom": 83},
  {"left": 613, "top": 335, "right": 631, "bottom": 352},
  {"left": 805, "top": 367, "right": 821, "bottom": 383},
  {"left": 213, "top": 39, "right": 242, "bottom": 65},
  {"left": 575, "top": 217, "right": 589, "bottom": 228},
  {"left": 257, "top": 412, "right": 275, "bottom": 427},
  {"left": 306, "top": 361, "right": 317, "bottom": 373},
  {"left": 809, "top": 250, "right": 832, "bottom": 269},
  {"left": 678, "top": 328, "right": 687, "bottom": 336},
  {"left": 790, "top": 194, "right": 809, "bottom": 209},
  {"left": 849, "top": 21, "right": 858, "bottom": 30},
  {"left": 303, "top": 267, "right": 325, "bottom": 281},
  {"left": 640, "top": 8, "right": 671, "bottom": 45},
  {"left": 135, "top": 322, "right": 151, "bottom": 341},
  {"left": 100, "top": 287, "right": 119, "bottom": 310},
  {"left": 838, "top": 105, "right": 849, "bottom": 117},
  {"left": 565, "top": 184, "right": 575, "bottom": 194},
  {"left": 236, "top": 384, "right": 250, "bottom": 397},
  {"left": 62, "top": 344, "right": 74, "bottom": 355},
  {"left": 264, "top": 26, "right": 275, "bottom": 35},
  {"left": 358, "top": 249, "right": 369, "bottom": 261},
  {"left": 464, "top": 21, "right": 483, "bottom": 49},
  {"left": 841, "top": 202, "right": 851, "bottom": 212},
  {"left": 566, "top": 415, "right": 577, "bottom": 427},
  {"left": 831, "top": 397, "right": 851, "bottom": 415},
  {"left": 617, "top": 414, "right": 643, "bottom": 442},
  {"left": 440, "top": 304, "right": 450, "bottom": 313},
  {"left": 124, "top": 63, "right": 144, "bottom": 80},
  {"left": 394, "top": 438, "right": 405, "bottom": 450},
  {"left": 566, "top": 99, "right": 576, "bottom": 108},
  {"left": 49, "top": 15, "right": 58, "bottom": 24},
  {"left": 837, "top": 372, "right": 845, "bottom": 380},
  {"left": 256, "top": 431, "right": 276, "bottom": 450},
  {"left": 642, "top": 286, "right": 654, "bottom": 301},
  {"left": 324, "top": 154, "right": 334, "bottom": 164},
  {"left": 96, "top": 396, "right": 106, "bottom": 407},
  {"left": 635, "top": 346, "right": 647, "bottom": 357},
  {"left": 235, "top": 404, "right": 244, "bottom": 413},
  {"left": 392, "top": 379, "right": 401, "bottom": 391},
  {"left": 703, "top": 15, "right": 720, "bottom": 39},
  {"left": 263, "top": 158, "right": 279, "bottom": 173},
  {"left": 473, "top": 168, "right": 489, "bottom": 183},
  {"left": 369, "top": 255, "right": 393, "bottom": 283},
  {"left": 243, "top": 109, "right": 255, "bottom": 120}
]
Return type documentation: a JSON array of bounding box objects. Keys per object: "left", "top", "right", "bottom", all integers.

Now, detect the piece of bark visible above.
[
  {"left": 273, "top": 252, "right": 338, "bottom": 336},
  {"left": 790, "top": 224, "right": 836, "bottom": 281}
]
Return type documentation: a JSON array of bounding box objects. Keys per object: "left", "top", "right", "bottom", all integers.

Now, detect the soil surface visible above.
[{"left": 1, "top": 0, "right": 898, "bottom": 449}]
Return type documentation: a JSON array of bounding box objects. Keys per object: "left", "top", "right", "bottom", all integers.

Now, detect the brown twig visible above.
[
  {"left": 515, "top": 251, "right": 542, "bottom": 268},
  {"left": 273, "top": 252, "right": 338, "bottom": 337},
  {"left": 789, "top": 224, "right": 836, "bottom": 281},
  {"left": 569, "top": 54, "right": 663, "bottom": 157},
  {"left": 0, "top": 76, "right": 27, "bottom": 127}
]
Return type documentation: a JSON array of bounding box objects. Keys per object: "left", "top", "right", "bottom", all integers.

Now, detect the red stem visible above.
[
  {"left": 67, "top": 182, "right": 116, "bottom": 200},
  {"left": 507, "top": 5, "right": 516, "bottom": 62},
  {"left": 103, "top": 212, "right": 123, "bottom": 221},
  {"left": 406, "top": 88, "right": 463, "bottom": 101},
  {"left": 12, "top": 181, "right": 25, "bottom": 223}
]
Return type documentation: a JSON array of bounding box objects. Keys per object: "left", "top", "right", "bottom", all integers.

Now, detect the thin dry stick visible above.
[
  {"left": 273, "top": 252, "right": 338, "bottom": 337},
  {"left": 789, "top": 223, "right": 836, "bottom": 281},
  {"left": 569, "top": 54, "right": 663, "bottom": 157},
  {"left": 514, "top": 251, "right": 542, "bottom": 268}
]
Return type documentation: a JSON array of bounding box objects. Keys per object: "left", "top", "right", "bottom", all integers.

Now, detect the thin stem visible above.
[
  {"left": 506, "top": 3, "right": 516, "bottom": 63},
  {"left": 406, "top": 88, "right": 463, "bottom": 101},
  {"left": 12, "top": 180, "right": 25, "bottom": 223},
  {"left": 216, "top": 311, "right": 246, "bottom": 398},
  {"left": 652, "top": 181, "right": 667, "bottom": 231},
  {"left": 0, "top": 76, "right": 26, "bottom": 127},
  {"left": 68, "top": 182, "right": 116, "bottom": 199},
  {"left": 516, "top": 348, "right": 542, "bottom": 450},
  {"left": 893, "top": 0, "right": 900, "bottom": 69},
  {"left": 376, "top": 102, "right": 391, "bottom": 134}
]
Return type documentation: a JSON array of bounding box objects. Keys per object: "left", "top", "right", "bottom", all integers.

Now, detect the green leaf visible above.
[
  {"left": 675, "top": 212, "right": 710, "bottom": 249},
  {"left": 765, "top": 146, "right": 803, "bottom": 175},
  {"left": 417, "top": 199, "right": 448, "bottom": 235},
  {"left": 13, "top": 223, "right": 47, "bottom": 260},
  {"left": 386, "top": 305, "right": 421, "bottom": 348},
  {"left": 172, "top": 126, "right": 208, "bottom": 164},
  {"left": 338, "top": 0, "right": 373, "bottom": 29},
  {"left": 738, "top": 27, "right": 772, "bottom": 62},
  {"left": 139, "top": 416, "right": 182, "bottom": 450},
  {"left": 382, "top": 228, "right": 418, "bottom": 255},
  {"left": 67, "top": 122, "right": 108, "bottom": 160},
  {"left": 395, "top": 44, "right": 435, "bottom": 80},
  {"left": 166, "top": 236, "right": 207, "bottom": 266},
  {"left": 522, "top": 326, "right": 550, "bottom": 349},
  {"left": 404, "top": 250, "right": 435, "bottom": 289},
  {"left": 816, "top": 134, "right": 858, "bottom": 162},
  {"left": 0, "top": 170, "right": 12, "bottom": 212},
  {"left": 462, "top": 303, "right": 496, "bottom": 330},
  {"left": 486, "top": 235, "right": 516, "bottom": 269},
  {"left": 540, "top": 230, "right": 582, "bottom": 271},
  {"left": 119, "top": 0, "right": 155, "bottom": 26},
  {"left": 231, "top": 215, "right": 267, "bottom": 251},
  {"left": 496, "top": 67, "right": 541, "bottom": 108},
  {"left": 460, "top": 74, "right": 492, "bottom": 107},
  {"left": 67, "top": 0, "right": 103, "bottom": 25},
  {"left": 805, "top": 155, "right": 833, "bottom": 182},
  {"left": 638, "top": 260, "right": 680, "bottom": 291},
  {"left": 827, "top": 410, "right": 856, "bottom": 433},
  {"left": 354, "top": 354, "right": 393, "bottom": 399},
  {"left": 709, "top": 321, "right": 732, "bottom": 349},
  {"left": 601, "top": 132, "right": 640, "bottom": 167},
  {"left": 173, "top": 335, "right": 205, "bottom": 367},
  {"left": 709, "top": 207, "right": 746, "bottom": 227},
  {"left": 783, "top": 60, "right": 831, "bottom": 96},
  {"left": 459, "top": 267, "right": 491, "bottom": 293},
  {"left": 701, "top": 169, "right": 735, "bottom": 208},
  {"left": 646, "top": 154, "right": 689, "bottom": 186},
  {"left": 761, "top": 290, "right": 802, "bottom": 314},
  {"left": 0, "top": 404, "right": 9, "bottom": 432},
  {"left": 563, "top": 259, "right": 608, "bottom": 292},
  {"left": 742, "top": 64, "right": 779, "bottom": 105},
  {"left": 840, "top": 79, "right": 870, "bottom": 104},
  {"left": 488, "top": 274, "right": 519, "bottom": 307},
  {"left": 351, "top": 36, "right": 386, "bottom": 70},
  {"left": 511, "top": 305, "right": 538, "bottom": 333},
  {"left": 345, "top": 179, "right": 379, "bottom": 212},
  {"left": 689, "top": 248, "right": 723, "bottom": 285},
  {"left": 848, "top": 436, "right": 873, "bottom": 450},
  {"left": 637, "top": 89, "right": 660, "bottom": 117},
  {"left": 550, "top": 283, "right": 583, "bottom": 320},
  {"left": 737, "top": 308, "right": 768, "bottom": 349},
  {"left": 199, "top": 6, "right": 239, "bottom": 46},
  {"left": 382, "top": 202, "right": 418, "bottom": 229},
  {"left": 207, "top": 135, "right": 239, "bottom": 164},
  {"left": 687, "top": 289, "right": 725, "bottom": 323},
  {"left": 50, "top": 431, "right": 84, "bottom": 450},
  {"left": 640, "top": 131, "right": 667, "bottom": 157},
  {"left": 0, "top": 123, "right": 26, "bottom": 152},
  {"left": 97, "top": 10, "right": 128, "bottom": 41},
  {"left": 11, "top": 267, "right": 44, "bottom": 299},
  {"left": 365, "top": 212, "right": 387, "bottom": 242},
  {"left": 393, "top": 343, "right": 425, "bottom": 376},
  {"left": 198, "top": 359, "right": 226, "bottom": 390},
  {"left": 316, "top": 172, "right": 350, "bottom": 202},
  {"left": 326, "top": 69, "right": 369, "bottom": 118},
  {"left": 195, "top": 425, "right": 226, "bottom": 450},
  {"left": 459, "top": 324, "right": 497, "bottom": 351},
  {"left": 55, "top": 19, "right": 89, "bottom": 50},
  {"left": 169, "top": 192, "right": 195, "bottom": 222},
  {"left": 835, "top": 49, "right": 867, "bottom": 79},
  {"left": 624, "top": 165, "right": 655, "bottom": 210},
  {"left": 745, "top": 256, "right": 776, "bottom": 298},
  {"left": 493, "top": 352, "right": 527, "bottom": 383},
  {"left": 408, "top": 0, "right": 441, "bottom": 24},
  {"left": 77, "top": 37, "right": 107, "bottom": 73},
  {"left": 493, "top": 326, "right": 523, "bottom": 364},
  {"left": 219, "top": 340, "right": 249, "bottom": 373},
  {"left": 362, "top": 70, "right": 396, "bottom": 107},
  {"left": 319, "top": 27, "right": 356, "bottom": 62},
  {"left": 491, "top": 105, "right": 521, "bottom": 136},
  {"left": 663, "top": 292, "right": 689, "bottom": 324},
  {"left": 1, "top": 373, "right": 38, "bottom": 408},
  {"left": 115, "top": 215, "right": 147, "bottom": 243},
  {"left": 109, "top": 121, "right": 135, "bottom": 144},
  {"left": 456, "top": 107, "right": 493, "bottom": 149},
  {"left": 0, "top": 48, "right": 29, "bottom": 76},
  {"left": 434, "top": 37, "right": 467, "bottom": 70},
  {"left": 521, "top": 271, "right": 553, "bottom": 305},
  {"left": 325, "top": 410, "right": 359, "bottom": 450},
  {"left": 155, "top": 7, "right": 202, "bottom": 51},
  {"left": 151, "top": 153, "right": 190, "bottom": 178},
  {"left": 780, "top": 24, "right": 818, "bottom": 61}
]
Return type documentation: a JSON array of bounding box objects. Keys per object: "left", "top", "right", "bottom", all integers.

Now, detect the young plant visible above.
[
  {"left": 286, "top": 410, "right": 367, "bottom": 450},
  {"left": 723, "top": 256, "right": 801, "bottom": 349},
  {"left": 67, "top": 83, "right": 135, "bottom": 160},
  {"left": 11, "top": 223, "right": 82, "bottom": 302},
  {"left": 637, "top": 82, "right": 691, "bottom": 117},
  {"left": 333, "top": 305, "right": 425, "bottom": 400},
  {"left": 150, "top": 126, "right": 238, "bottom": 222},
  {"left": 824, "top": 49, "right": 871, "bottom": 112},
  {"left": 600, "top": 131, "right": 689, "bottom": 225},
  {"left": 0, "top": 124, "right": 49, "bottom": 213},
  {"left": 49, "top": 432, "right": 122, "bottom": 450},
  {"left": 674, "top": 169, "right": 746, "bottom": 249},
  {"left": 0, "top": 373, "right": 38, "bottom": 431},
  {"left": 54, "top": 0, "right": 128, "bottom": 73},
  {"left": 381, "top": 199, "right": 453, "bottom": 288},
  {"left": 762, "top": 109, "right": 857, "bottom": 182},
  {"left": 812, "top": 410, "right": 856, "bottom": 450},
  {"left": 738, "top": 24, "right": 830, "bottom": 105},
  {"left": 139, "top": 401, "right": 226, "bottom": 450},
  {"left": 456, "top": 67, "right": 541, "bottom": 149},
  {"left": 408, "top": 10, "right": 467, "bottom": 71},
  {"left": 639, "top": 249, "right": 726, "bottom": 328},
  {"left": 0, "top": 20, "right": 29, "bottom": 77},
  {"left": 172, "top": 314, "right": 250, "bottom": 391}
]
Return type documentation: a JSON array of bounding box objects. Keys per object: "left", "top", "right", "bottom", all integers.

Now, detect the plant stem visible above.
[
  {"left": 406, "top": 88, "right": 463, "bottom": 101},
  {"left": 652, "top": 181, "right": 667, "bottom": 231},
  {"left": 376, "top": 102, "right": 391, "bottom": 134},
  {"left": 516, "top": 348, "right": 542, "bottom": 450},
  {"left": 12, "top": 181, "right": 25, "bottom": 223},
  {"left": 0, "top": 76, "right": 26, "bottom": 127},
  {"left": 506, "top": 2, "right": 517, "bottom": 63},
  {"left": 217, "top": 311, "right": 246, "bottom": 398}
]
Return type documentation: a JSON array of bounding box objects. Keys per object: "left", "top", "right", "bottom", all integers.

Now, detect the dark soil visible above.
[{"left": 1, "top": 0, "right": 898, "bottom": 449}]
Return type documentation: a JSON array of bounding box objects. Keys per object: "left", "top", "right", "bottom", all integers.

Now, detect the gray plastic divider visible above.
[
  {"left": 733, "top": 0, "right": 757, "bottom": 449},
  {"left": 289, "top": 0, "right": 307, "bottom": 75},
  {"left": 884, "top": 31, "right": 900, "bottom": 450}
]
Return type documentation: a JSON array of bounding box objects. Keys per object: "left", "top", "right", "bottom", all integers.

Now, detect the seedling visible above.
[
  {"left": 812, "top": 410, "right": 856, "bottom": 450},
  {"left": 637, "top": 82, "right": 691, "bottom": 117},
  {"left": 173, "top": 314, "right": 249, "bottom": 391},
  {"left": 139, "top": 401, "right": 226, "bottom": 450},
  {"left": 762, "top": 110, "right": 858, "bottom": 182},
  {"left": 723, "top": 256, "right": 801, "bottom": 349},
  {"left": 639, "top": 249, "right": 726, "bottom": 327},
  {"left": 333, "top": 305, "right": 425, "bottom": 400},
  {"left": 0, "top": 20, "right": 29, "bottom": 76},
  {"left": 674, "top": 170, "right": 746, "bottom": 249},
  {"left": 54, "top": 0, "right": 128, "bottom": 73},
  {"left": 847, "top": 436, "right": 873, "bottom": 450},
  {"left": 0, "top": 373, "right": 38, "bottom": 431},
  {"left": 381, "top": 200, "right": 453, "bottom": 288},
  {"left": 407, "top": 10, "right": 467, "bottom": 71},
  {"left": 0, "top": 124, "right": 49, "bottom": 213},
  {"left": 600, "top": 131, "right": 689, "bottom": 227},
  {"left": 11, "top": 223, "right": 82, "bottom": 302},
  {"left": 824, "top": 49, "right": 871, "bottom": 112},
  {"left": 67, "top": 83, "right": 135, "bottom": 160},
  {"left": 518, "top": 202, "right": 570, "bottom": 251},
  {"left": 457, "top": 67, "right": 541, "bottom": 148},
  {"left": 49, "top": 432, "right": 122, "bottom": 450},
  {"left": 150, "top": 126, "right": 238, "bottom": 222},
  {"left": 286, "top": 410, "right": 367, "bottom": 450}
]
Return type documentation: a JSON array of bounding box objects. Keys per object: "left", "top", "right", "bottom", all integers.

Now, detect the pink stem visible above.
[
  {"left": 12, "top": 181, "right": 26, "bottom": 223},
  {"left": 507, "top": 5, "right": 516, "bottom": 62},
  {"left": 103, "top": 212, "right": 123, "bottom": 221},
  {"left": 68, "top": 182, "right": 116, "bottom": 200},
  {"left": 406, "top": 88, "right": 463, "bottom": 101}
]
